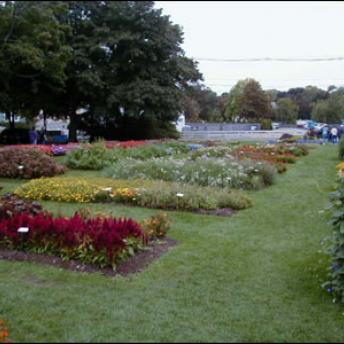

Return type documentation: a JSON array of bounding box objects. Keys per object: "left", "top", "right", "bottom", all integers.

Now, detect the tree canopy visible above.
[
  {"left": 223, "top": 78, "right": 272, "bottom": 122},
  {"left": 0, "top": 1, "right": 201, "bottom": 140}
]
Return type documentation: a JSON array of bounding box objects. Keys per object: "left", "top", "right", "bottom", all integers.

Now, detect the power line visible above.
[{"left": 195, "top": 56, "right": 344, "bottom": 62}]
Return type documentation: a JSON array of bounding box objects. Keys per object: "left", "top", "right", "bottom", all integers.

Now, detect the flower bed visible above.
[
  {"left": 0, "top": 212, "right": 144, "bottom": 269},
  {"left": 66, "top": 141, "right": 189, "bottom": 170},
  {"left": 231, "top": 144, "right": 307, "bottom": 173},
  {"left": 104, "top": 156, "right": 277, "bottom": 190},
  {"left": 14, "top": 177, "right": 253, "bottom": 211},
  {"left": 0, "top": 147, "right": 65, "bottom": 179},
  {"left": 106, "top": 140, "right": 148, "bottom": 149}
]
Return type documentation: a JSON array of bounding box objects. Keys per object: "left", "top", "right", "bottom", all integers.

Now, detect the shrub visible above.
[
  {"left": 0, "top": 194, "right": 43, "bottom": 220},
  {"left": 323, "top": 178, "right": 344, "bottom": 303},
  {"left": 0, "top": 212, "right": 144, "bottom": 269},
  {"left": 141, "top": 212, "right": 171, "bottom": 239},
  {"left": 66, "top": 141, "right": 110, "bottom": 170},
  {"left": 339, "top": 136, "right": 344, "bottom": 159},
  {"left": 260, "top": 118, "right": 272, "bottom": 130},
  {"left": 0, "top": 148, "right": 65, "bottom": 179}
]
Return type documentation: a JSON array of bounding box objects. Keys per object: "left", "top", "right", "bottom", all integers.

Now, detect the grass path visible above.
[{"left": 0, "top": 145, "right": 344, "bottom": 342}]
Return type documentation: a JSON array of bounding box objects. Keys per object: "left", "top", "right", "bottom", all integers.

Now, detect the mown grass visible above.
[{"left": 0, "top": 144, "right": 343, "bottom": 342}]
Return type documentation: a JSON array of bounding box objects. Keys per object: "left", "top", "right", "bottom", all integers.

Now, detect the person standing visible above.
[
  {"left": 29, "top": 126, "right": 38, "bottom": 144},
  {"left": 330, "top": 126, "right": 338, "bottom": 144}
]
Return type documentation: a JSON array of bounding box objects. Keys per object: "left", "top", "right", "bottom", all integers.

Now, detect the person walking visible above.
[{"left": 322, "top": 125, "right": 329, "bottom": 141}]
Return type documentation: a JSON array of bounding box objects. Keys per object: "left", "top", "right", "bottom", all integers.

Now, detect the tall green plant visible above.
[{"left": 323, "top": 176, "right": 344, "bottom": 303}]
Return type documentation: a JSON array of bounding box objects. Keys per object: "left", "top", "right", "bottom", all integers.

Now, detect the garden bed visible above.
[{"left": 0, "top": 237, "right": 177, "bottom": 277}]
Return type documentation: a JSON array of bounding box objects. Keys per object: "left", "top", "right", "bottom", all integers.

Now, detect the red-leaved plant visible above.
[{"left": 0, "top": 212, "right": 144, "bottom": 269}]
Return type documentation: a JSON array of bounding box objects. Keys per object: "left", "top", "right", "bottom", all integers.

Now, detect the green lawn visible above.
[{"left": 1, "top": 144, "right": 344, "bottom": 342}]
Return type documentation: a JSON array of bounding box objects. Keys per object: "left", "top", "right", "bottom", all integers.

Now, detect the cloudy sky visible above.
[{"left": 155, "top": 1, "right": 344, "bottom": 94}]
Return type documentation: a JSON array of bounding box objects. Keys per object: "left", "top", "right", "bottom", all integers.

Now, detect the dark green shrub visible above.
[
  {"left": 339, "top": 136, "right": 344, "bottom": 159},
  {"left": 260, "top": 118, "right": 272, "bottom": 130},
  {"left": 66, "top": 141, "right": 111, "bottom": 170},
  {"left": 323, "top": 180, "right": 344, "bottom": 303}
]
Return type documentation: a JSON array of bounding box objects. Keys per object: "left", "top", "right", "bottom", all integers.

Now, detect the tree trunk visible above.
[
  {"left": 68, "top": 114, "right": 78, "bottom": 142},
  {"left": 6, "top": 112, "right": 15, "bottom": 129}
]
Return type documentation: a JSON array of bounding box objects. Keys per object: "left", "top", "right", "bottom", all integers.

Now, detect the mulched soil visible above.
[{"left": 0, "top": 237, "right": 177, "bottom": 277}]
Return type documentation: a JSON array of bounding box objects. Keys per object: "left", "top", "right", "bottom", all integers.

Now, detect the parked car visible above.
[{"left": 0, "top": 128, "right": 30, "bottom": 144}]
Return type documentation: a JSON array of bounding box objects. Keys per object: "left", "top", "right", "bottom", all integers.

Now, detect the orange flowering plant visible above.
[
  {"left": 141, "top": 212, "right": 171, "bottom": 239},
  {"left": 0, "top": 320, "right": 9, "bottom": 343}
]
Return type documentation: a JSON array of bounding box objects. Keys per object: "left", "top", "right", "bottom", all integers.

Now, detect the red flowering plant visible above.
[
  {"left": 110, "top": 140, "right": 148, "bottom": 149},
  {"left": 0, "top": 320, "right": 9, "bottom": 343},
  {"left": 0, "top": 212, "right": 145, "bottom": 269},
  {"left": 4, "top": 144, "right": 53, "bottom": 155}
]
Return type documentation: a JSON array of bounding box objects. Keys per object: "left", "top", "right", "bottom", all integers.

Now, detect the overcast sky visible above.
[{"left": 155, "top": 1, "right": 344, "bottom": 94}]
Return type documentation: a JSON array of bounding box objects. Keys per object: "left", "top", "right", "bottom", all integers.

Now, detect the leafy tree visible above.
[
  {"left": 274, "top": 98, "right": 299, "bottom": 124},
  {"left": 311, "top": 94, "right": 344, "bottom": 124},
  {"left": 277, "top": 86, "right": 328, "bottom": 119},
  {"left": 0, "top": 1, "right": 201, "bottom": 141},
  {"left": 181, "top": 85, "right": 221, "bottom": 122},
  {"left": 77, "top": 1, "right": 201, "bottom": 140},
  {"left": 0, "top": 1, "right": 71, "bottom": 127},
  {"left": 224, "top": 78, "right": 272, "bottom": 122}
]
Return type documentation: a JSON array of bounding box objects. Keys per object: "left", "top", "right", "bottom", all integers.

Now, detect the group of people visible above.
[
  {"left": 29, "top": 127, "right": 47, "bottom": 144},
  {"left": 318, "top": 126, "right": 342, "bottom": 144}
]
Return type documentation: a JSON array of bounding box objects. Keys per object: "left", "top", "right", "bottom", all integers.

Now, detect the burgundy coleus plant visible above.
[{"left": 0, "top": 212, "right": 144, "bottom": 268}]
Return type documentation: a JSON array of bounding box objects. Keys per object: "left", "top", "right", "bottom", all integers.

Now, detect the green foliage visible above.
[
  {"left": 0, "top": 1, "right": 201, "bottom": 139},
  {"left": 311, "top": 94, "right": 344, "bottom": 124},
  {"left": 274, "top": 98, "right": 299, "bottom": 123},
  {"left": 323, "top": 180, "right": 344, "bottom": 303},
  {"left": 223, "top": 78, "right": 272, "bottom": 122},
  {"left": 66, "top": 142, "right": 110, "bottom": 170},
  {"left": 182, "top": 85, "right": 223, "bottom": 122},
  {"left": 135, "top": 181, "right": 252, "bottom": 211},
  {"left": 0, "top": 1, "right": 71, "bottom": 119},
  {"left": 66, "top": 141, "right": 190, "bottom": 170},
  {"left": 339, "top": 137, "right": 344, "bottom": 159},
  {"left": 260, "top": 118, "right": 272, "bottom": 130}
]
